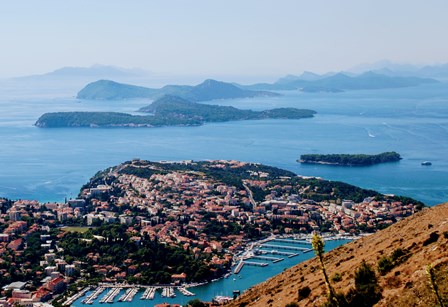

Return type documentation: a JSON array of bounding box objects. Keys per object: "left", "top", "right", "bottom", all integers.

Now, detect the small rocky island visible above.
[
  {"left": 35, "top": 95, "right": 316, "bottom": 128},
  {"left": 299, "top": 151, "right": 402, "bottom": 166}
]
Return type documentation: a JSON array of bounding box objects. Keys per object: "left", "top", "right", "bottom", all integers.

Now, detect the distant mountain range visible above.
[
  {"left": 243, "top": 71, "right": 438, "bottom": 92},
  {"left": 77, "top": 79, "right": 280, "bottom": 101},
  {"left": 15, "top": 64, "right": 148, "bottom": 80},
  {"left": 351, "top": 60, "right": 448, "bottom": 80}
]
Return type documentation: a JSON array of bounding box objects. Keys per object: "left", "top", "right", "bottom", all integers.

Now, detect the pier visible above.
[
  {"left": 250, "top": 255, "right": 283, "bottom": 262},
  {"left": 140, "top": 287, "right": 157, "bottom": 300},
  {"left": 257, "top": 249, "right": 300, "bottom": 257},
  {"left": 274, "top": 239, "right": 311, "bottom": 245},
  {"left": 99, "top": 287, "right": 122, "bottom": 303},
  {"left": 234, "top": 261, "right": 245, "bottom": 274},
  {"left": 64, "top": 286, "right": 91, "bottom": 306},
  {"left": 81, "top": 286, "right": 105, "bottom": 305},
  {"left": 262, "top": 243, "right": 312, "bottom": 252},
  {"left": 161, "top": 287, "right": 176, "bottom": 298},
  {"left": 243, "top": 261, "right": 269, "bottom": 267},
  {"left": 118, "top": 287, "right": 139, "bottom": 302},
  {"left": 178, "top": 287, "right": 195, "bottom": 296}
]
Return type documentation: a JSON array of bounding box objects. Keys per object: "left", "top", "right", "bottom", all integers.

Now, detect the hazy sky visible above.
[{"left": 1, "top": 0, "right": 448, "bottom": 79}]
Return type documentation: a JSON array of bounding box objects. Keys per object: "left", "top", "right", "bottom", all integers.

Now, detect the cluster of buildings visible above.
[{"left": 0, "top": 200, "right": 77, "bottom": 306}]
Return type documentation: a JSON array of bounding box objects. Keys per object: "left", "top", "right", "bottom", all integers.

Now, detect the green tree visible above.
[{"left": 346, "top": 261, "right": 382, "bottom": 307}]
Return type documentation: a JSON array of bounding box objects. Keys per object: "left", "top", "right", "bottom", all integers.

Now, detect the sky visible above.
[{"left": 1, "top": 0, "right": 448, "bottom": 80}]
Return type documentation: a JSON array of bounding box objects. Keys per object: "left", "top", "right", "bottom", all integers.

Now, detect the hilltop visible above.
[
  {"left": 76, "top": 79, "right": 279, "bottom": 101},
  {"left": 227, "top": 202, "right": 448, "bottom": 307}
]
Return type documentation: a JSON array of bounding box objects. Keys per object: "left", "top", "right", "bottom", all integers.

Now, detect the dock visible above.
[
  {"left": 257, "top": 249, "right": 299, "bottom": 257},
  {"left": 118, "top": 287, "right": 139, "bottom": 302},
  {"left": 140, "top": 287, "right": 157, "bottom": 300},
  {"left": 250, "top": 255, "right": 283, "bottom": 262},
  {"left": 178, "top": 287, "right": 195, "bottom": 296},
  {"left": 243, "top": 261, "right": 269, "bottom": 267},
  {"left": 99, "top": 287, "right": 121, "bottom": 303},
  {"left": 262, "top": 243, "right": 312, "bottom": 252},
  {"left": 234, "top": 261, "right": 245, "bottom": 274},
  {"left": 274, "top": 239, "right": 311, "bottom": 245},
  {"left": 161, "top": 287, "right": 176, "bottom": 298},
  {"left": 82, "top": 286, "right": 106, "bottom": 305},
  {"left": 64, "top": 286, "right": 91, "bottom": 306}
]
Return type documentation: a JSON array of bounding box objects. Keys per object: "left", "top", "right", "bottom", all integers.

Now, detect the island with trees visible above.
[
  {"left": 298, "top": 151, "right": 402, "bottom": 166},
  {"left": 35, "top": 95, "right": 317, "bottom": 128}
]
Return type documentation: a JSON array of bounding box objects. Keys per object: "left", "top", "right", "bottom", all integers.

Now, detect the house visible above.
[
  {"left": 171, "top": 272, "right": 187, "bottom": 284},
  {"left": 45, "top": 277, "right": 66, "bottom": 294}
]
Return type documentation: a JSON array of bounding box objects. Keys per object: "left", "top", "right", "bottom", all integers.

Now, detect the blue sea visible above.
[
  {"left": 0, "top": 82, "right": 447, "bottom": 205},
  {"left": 1, "top": 80, "right": 448, "bottom": 305}
]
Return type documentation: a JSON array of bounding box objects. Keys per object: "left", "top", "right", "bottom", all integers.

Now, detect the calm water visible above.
[
  {"left": 0, "top": 82, "right": 447, "bottom": 205},
  {"left": 1, "top": 81, "right": 448, "bottom": 305},
  {"left": 71, "top": 239, "right": 350, "bottom": 307}
]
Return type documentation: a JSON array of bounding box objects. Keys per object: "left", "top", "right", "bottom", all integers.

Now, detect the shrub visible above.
[
  {"left": 298, "top": 286, "right": 311, "bottom": 300},
  {"left": 332, "top": 272, "right": 342, "bottom": 282},
  {"left": 377, "top": 248, "right": 410, "bottom": 275},
  {"left": 285, "top": 302, "right": 299, "bottom": 307},
  {"left": 346, "top": 261, "right": 382, "bottom": 307},
  {"left": 423, "top": 232, "right": 440, "bottom": 246},
  {"left": 377, "top": 256, "right": 394, "bottom": 275}
]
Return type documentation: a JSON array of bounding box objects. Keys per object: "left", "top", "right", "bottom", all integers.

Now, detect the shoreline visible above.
[{"left": 66, "top": 234, "right": 356, "bottom": 306}]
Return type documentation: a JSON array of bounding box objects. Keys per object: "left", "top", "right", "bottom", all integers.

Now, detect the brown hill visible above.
[{"left": 227, "top": 203, "right": 448, "bottom": 307}]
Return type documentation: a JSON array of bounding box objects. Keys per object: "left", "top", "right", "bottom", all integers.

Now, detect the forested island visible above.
[
  {"left": 299, "top": 151, "right": 402, "bottom": 166},
  {"left": 35, "top": 95, "right": 316, "bottom": 127}
]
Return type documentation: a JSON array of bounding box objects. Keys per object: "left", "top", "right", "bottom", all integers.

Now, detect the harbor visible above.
[{"left": 72, "top": 237, "right": 351, "bottom": 307}]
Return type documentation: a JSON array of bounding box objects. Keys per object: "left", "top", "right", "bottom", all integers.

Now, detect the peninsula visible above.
[
  {"left": 0, "top": 159, "right": 423, "bottom": 306},
  {"left": 299, "top": 151, "right": 402, "bottom": 166},
  {"left": 35, "top": 95, "right": 316, "bottom": 128}
]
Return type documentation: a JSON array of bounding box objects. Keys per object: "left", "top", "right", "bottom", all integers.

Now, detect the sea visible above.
[{"left": 1, "top": 80, "right": 448, "bottom": 305}]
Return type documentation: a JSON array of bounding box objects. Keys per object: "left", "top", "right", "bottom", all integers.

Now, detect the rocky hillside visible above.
[{"left": 227, "top": 203, "right": 448, "bottom": 307}]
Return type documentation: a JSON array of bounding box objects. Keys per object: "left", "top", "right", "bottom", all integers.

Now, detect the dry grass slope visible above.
[{"left": 227, "top": 203, "right": 448, "bottom": 307}]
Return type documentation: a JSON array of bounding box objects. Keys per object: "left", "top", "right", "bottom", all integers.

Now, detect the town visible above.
[{"left": 0, "top": 160, "right": 423, "bottom": 306}]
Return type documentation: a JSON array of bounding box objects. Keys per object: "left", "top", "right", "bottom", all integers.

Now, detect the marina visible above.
[{"left": 71, "top": 239, "right": 351, "bottom": 306}]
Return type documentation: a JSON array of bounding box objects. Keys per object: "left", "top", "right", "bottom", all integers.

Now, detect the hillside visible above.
[
  {"left": 227, "top": 203, "right": 448, "bottom": 307},
  {"left": 76, "top": 79, "right": 279, "bottom": 101}
]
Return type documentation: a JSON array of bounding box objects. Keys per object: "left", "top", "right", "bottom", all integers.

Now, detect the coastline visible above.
[{"left": 66, "top": 234, "right": 355, "bottom": 306}]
